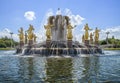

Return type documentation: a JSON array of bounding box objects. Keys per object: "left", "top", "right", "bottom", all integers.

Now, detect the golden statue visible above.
[
  {"left": 82, "top": 35, "right": 85, "bottom": 43},
  {"left": 18, "top": 27, "right": 24, "bottom": 42},
  {"left": 67, "top": 23, "right": 73, "bottom": 40},
  {"left": 84, "top": 23, "right": 91, "bottom": 40},
  {"left": 27, "top": 24, "right": 34, "bottom": 40},
  {"left": 90, "top": 33, "right": 93, "bottom": 44},
  {"left": 33, "top": 34, "right": 37, "bottom": 43},
  {"left": 94, "top": 27, "right": 100, "bottom": 42},
  {"left": 44, "top": 23, "right": 54, "bottom": 40}
]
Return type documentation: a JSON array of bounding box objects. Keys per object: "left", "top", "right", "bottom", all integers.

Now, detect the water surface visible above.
[{"left": 0, "top": 50, "right": 120, "bottom": 83}]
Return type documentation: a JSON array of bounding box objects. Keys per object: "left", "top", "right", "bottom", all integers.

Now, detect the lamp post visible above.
[
  {"left": 106, "top": 31, "right": 110, "bottom": 45},
  {"left": 10, "top": 32, "right": 13, "bottom": 48}
]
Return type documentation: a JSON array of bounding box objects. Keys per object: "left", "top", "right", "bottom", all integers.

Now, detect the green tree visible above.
[
  {"left": 0, "top": 37, "right": 18, "bottom": 48},
  {"left": 0, "top": 43, "right": 6, "bottom": 48}
]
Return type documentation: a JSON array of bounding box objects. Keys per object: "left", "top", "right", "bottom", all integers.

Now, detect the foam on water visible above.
[
  {"left": 48, "top": 55, "right": 72, "bottom": 58},
  {"left": 103, "top": 50, "right": 120, "bottom": 56},
  {"left": 0, "top": 50, "right": 15, "bottom": 55}
]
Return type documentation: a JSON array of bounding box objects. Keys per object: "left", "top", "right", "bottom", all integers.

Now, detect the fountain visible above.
[{"left": 16, "top": 9, "right": 102, "bottom": 56}]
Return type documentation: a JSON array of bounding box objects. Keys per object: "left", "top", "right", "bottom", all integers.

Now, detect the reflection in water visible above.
[
  {"left": 82, "top": 56, "right": 99, "bottom": 83},
  {"left": 18, "top": 57, "right": 34, "bottom": 83},
  {"left": 73, "top": 56, "right": 100, "bottom": 83},
  {"left": 17, "top": 56, "right": 46, "bottom": 83},
  {"left": 27, "top": 57, "right": 34, "bottom": 80},
  {"left": 45, "top": 57, "right": 73, "bottom": 83}
]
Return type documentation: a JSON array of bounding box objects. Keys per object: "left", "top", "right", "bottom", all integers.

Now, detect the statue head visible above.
[
  {"left": 86, "top": 23, "right": 88, "bottom": 26},
  {"left": 90, "top": 33, "right": 93, "bottom": 36},
  {"left": 21, "top": 27, "right": 23, "bottom": 31},
  {"left": 29, "top": 24, "right": 34, "bottom": 31},
  {"left": 18, "top": 27, "right": 23, "bottom": 33}
]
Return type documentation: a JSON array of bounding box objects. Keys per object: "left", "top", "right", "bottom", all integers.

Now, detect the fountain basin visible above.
[{"left": 16, "top": 41, "right": 103, "bottom": 56}]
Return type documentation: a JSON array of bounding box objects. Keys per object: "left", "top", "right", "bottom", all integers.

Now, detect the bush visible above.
[
  {"left": 99, "top": 40, "right": 107, "bottom": 45},
  {"left": 0, "top": 37, "right": 18, "bottom": 48},
  {"left": 0, "top": 43, "right": 6, "bottom": 48}
]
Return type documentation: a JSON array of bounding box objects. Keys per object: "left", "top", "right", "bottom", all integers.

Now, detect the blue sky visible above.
[{"left": 0, "top": 0, "right": 120, "bottom": 41}]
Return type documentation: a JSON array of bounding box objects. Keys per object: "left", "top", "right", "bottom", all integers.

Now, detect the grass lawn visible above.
[
  {"left": 104, "top": 48, "right": 120, "bottom": 50},
  {"left": 0, "top": 48, "right": 15, "bottom": 50}
]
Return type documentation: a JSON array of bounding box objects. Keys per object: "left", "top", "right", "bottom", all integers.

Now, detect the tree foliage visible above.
[
  {"left": 99, "top": 38, "right": 120, "bottom": 48},
  {"left": 0, "top": 36, "right": 18, "bottom": 48}
]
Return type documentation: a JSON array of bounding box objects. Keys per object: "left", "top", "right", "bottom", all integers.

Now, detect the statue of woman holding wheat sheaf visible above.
[
  {"left": 94, "top": 27, "right": 100, "bottom": 42},
  {"left": 84, "top": 23, "right": 91, "bottom": 40},
  {"left": 67, "top": 23, "right": 73, "bottom": 40},
  {"left": 44, "top": 23, "right": 54, "bottom": 40},
  {"left": 18, "top": 27, "right": 24, "bottom": 42},
  {"left": 27, "top": 24, "right": 34, "bottom": 40}
]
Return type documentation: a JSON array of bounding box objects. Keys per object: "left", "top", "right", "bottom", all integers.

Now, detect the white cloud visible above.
[
  {"left": 34, "top": 32, "right": 46, "bottom": 43},
  {"left": 64, "top": 8, "right": 85, "bottom": 26},
  {"left": 0, "top": 28, "right": 19, "bottom": 41},
  {"left": 46, "top": 9, "right": 54, "bottom": 17},
  {"left": 100, "top": 26, "right": 120, "bottom": 40},
  {"left": 24, "top": 11, "right": 36, "bottom": 21},
  {"left": 3, "top": 28, "right": 11, "bottom": 33}
]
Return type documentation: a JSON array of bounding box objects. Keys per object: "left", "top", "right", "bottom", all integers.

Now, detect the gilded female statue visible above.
[
  {"left": 84, "top": 23, "right": 91, "bottom": 40},
  {"left": 90, "top": 33, "right": 93, "bottom": 44},
  {"left": 18, "top": 27, "right": 24, "bottom": 42},
  {"left": 44, "top": 23, "right": 54, "bottom": 40},
  {"left": 27, "top": 24, "right": 34, "bottom": 40},
  {"left": 94, "top": 27, "right": 100, "bottom": 42},
  {"left": 82, "top": 35, "right": 85, "bottom": 43},
  {"left": 33, "top": 34, "right": 37, "bottom": 43},
  {"left": 67, "top": 23, "right": 73, "bottom": 40}
]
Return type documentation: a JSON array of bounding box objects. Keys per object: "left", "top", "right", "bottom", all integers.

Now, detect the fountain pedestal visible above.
[
  {"left": 90, "top": 39, "right": 93, "bottom": 44},
  {"left": 94, "top": 41, "right": 99, "bottom": 45},
  {"left": 46, "top": 40, "right": 51, "bottom": 48},
  {"left": 28, "top": 40, "right": 33, "bottom": 46},
  {"left": 16, "top": 41, "right": 24, "bottom": 54},
  {"left": 67, "top": 40, "right": 72, "bottom": 48},
  {"left": 84, "top": 40, "right": 89, "bottom": 45},
  {"left": 20, "top": 41, "right": 24, "bottom": 47}
]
